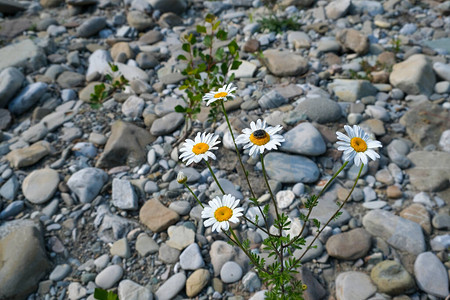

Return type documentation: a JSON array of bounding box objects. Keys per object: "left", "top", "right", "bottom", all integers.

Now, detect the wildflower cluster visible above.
[{"left": 178, "top": 83, "right": 382, "bottom": 299}]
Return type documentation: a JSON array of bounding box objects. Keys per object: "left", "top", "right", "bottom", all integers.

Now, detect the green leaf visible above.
[
  {"left": 196, "top": 25, "right": 207, "bottom": 33},
  {"left": 105, "top": 74, "right": 112, "bottom": 81},
  {"left": 231, "top": 60, "right": 242, "bottom": 70},
  {"left": 94, "top": 288, "right": 108, "bottom": 299},
  {"left": 108, "top": 62, "right": 119, "bottom": 72},
  {"left": 205, "top": 13, "right": 216, "bottom": 23},
  {"left": 228, "top": 72, "right": 236, "bottom": 82},
  {"left": 94, "top": 83, "right": 105, "bottom": 95},
  {"left": 174, "top": 105, "right": 186, "bottom": 113},
  {"left": 312, "top": 218, "right": 321, "bottom": 228},
  {"left": 213, "top": 20, "right": 221, "bottom": 31},
  {"left": 228, "top": 40, "right": 239, "bottom": 55},
  {"left": 177, "top": 54, "right": 187, "bottom": 61},
  {"left": 220, "top": 62, "right": 228, "bottom": 75},
  {"left": 182, "top": 43, "right": 191, "bottom": 53},
  {"left": 203, "top": 35, "right": 212, "bottom": 48},
  {"left": 216, "top": 29, "right": 227, "bottom": 41}
]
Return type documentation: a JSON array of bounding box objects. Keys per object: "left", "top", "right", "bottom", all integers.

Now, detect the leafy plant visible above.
[
  {"left": 258, "top": 15, "right": 301, "bottom": 33},
  {"left": 89, "top": 63, "right": 129, "bottom": 109},
  {"left": 94, "top": 288, "right": 118, "bottom": 300},
  {"left": 391, "top": 37, "right": 401, "bottom": 54},
  {"left": 175, "top": 14, "right": 242, "bottom": 137}
]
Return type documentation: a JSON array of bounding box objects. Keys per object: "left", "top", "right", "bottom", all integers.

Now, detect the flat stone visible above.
[
  {"left": 210, "top": 178, "right": 243, "bottom": 200},
  {"left": 86, "top": 49, "right": 112, "bottom": 78},
  {"left": 155, "top": 272, "right": 186, "bottom": 300},
  {"left": 136, "top": 233, "right": 159, "bottom": 256},
  {"left": 232, "top": 60, "right": 257, "bottom": 78},
  {"left": 210, "top": 241, "right": 237, "bottom": 276},
  {"left": 258, "top": 89, "right": 287, "bottom": 109},
  {"left": 406, "top": 151, "right": 450, "bottom": 192},
  {"left": 68, "top": 282, "right": 86, "bottom": 300},
  {"left": 158, "top": 243, "right": 180, "bottom": 264},
  {"left": 118, "top": 280, "right": 153, "bottom": 300},
  {"left": 335, "top": 271, "right": 376, "bottom": 300},
  {"left": 262, "top": 49, "right": 308, "bottom": 77},
  {"left": 400, "top": 203, "right": 431, "bottom": 234},
  {"left": 6, "top": 141, "right": 53, "bottom": 168},
  {"left": 390, "top": 54, "right": 435, "bottom": 95},
  {"left": 112, "top": 178, "right": 138, "bottom": 210},
  {"left": 432, "top": 214, "right": 450, "bottom": 230},
  {"left": 362, "top": 209, "right": 425, "bottom": 255},
  {"left": 96, "top": 121, "right": 155, "bottom": 168},
  {"left": 95, "top": 265, "right": 123, "bottom": 289},
  {"left": 0, "top": 39, "right": 46, "bottom": 73},
  {"left": 139, "top": 199, "right": 179, "bottom": 232},
  {"left": 49, "top": 264, "right": 71, "bottom": 281},
  {"left": 67, "top": 168, "right": 108, "bottom": 203},
  {"left": 0, "top": 175, "right": 19, "bottom": 201},
  {"left": 264, "top": 152, "right": 320, "bottom": 183},
  {"left": 414, "top": 252, "right": 449, "bottom": 298},
  {"left": 295, "top": 96, "right": 342, "bottom": 123},
  {"left": 110, "top": 238, "right": 131, "bottom": 258},
  {"left": 0, "top": 0, "right": 25, "bottom": 14},
  {"left": 0, "top": 67, "right": 24, "bottom": 108},
  {"left": 76, "top": 17, "right": 106, "bottom": 37},
  {"left": 288, "top": 31, "right": 311, "bottom": 49},
  {"left": 325, "top": 0, "right": 351, "bottom": 19},
  {"left": 370, "top": 260, "right": 415, "bottom": 295},
  {"left": 150, "top": 112, "right": 184, "bottom": 136},
  {"left": 281, "top": 122, "right": 326, "bottom": 156},
  {"left": 154, "top": 97, "right": 185, "bottom": 117},
  {"left": 0, "top": 109, "right": 12, "bottom": 130},
  {"left": 139, "top": 30, "right": 163, "bottom": 45},
  {"left": 179, "top": 243, "right": 204, "bottom": 270},
  {"left": 276, "top": 190, "right": 295, "bottom": 209},
  {"left": 326, "top": 228, "right": 371, "bottom": 260},
  {"left": 166, "top": 225, "right": 195, "bottom": 250},
  {"left": 22, "top": 169, "right": 60, "bottom": 204},
  {"left": 186, "top": 269, "right": 210, "bottom": 298},
  {"left": 127, "top": 10, "right": 154, "bottom": 31},
  {"left": 330, "top": 79, "right": 378, "bottom": 102},
  {"left": 148, "top": 0, "right": 187, "bottom": 14},
  {"left": 0, "top": 220, "right": 51, "bottom": 300},
  {"left": 400, "top": 102, "right": 449, "bottom": 148},
  {"left": 220, "top": 261, "right": 243, "bottom": 283}
]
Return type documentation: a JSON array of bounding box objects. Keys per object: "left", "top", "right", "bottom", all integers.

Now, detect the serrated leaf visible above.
[
  {"left": 216, "top": 29, "right": 227, "bottom": 41},
  {"left": 203, "top": 35, "right": 212, "bottom": 48},
  {"left": 182, "top": 43, "right": 191, "bottom": 53},
  {"left": 196, "top": 25, "right": 206, "bottom": 33}
]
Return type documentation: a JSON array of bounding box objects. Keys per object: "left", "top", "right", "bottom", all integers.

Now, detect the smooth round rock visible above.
[
  {"left": 220, "top": 261, "right": 243, "bottom": 283},
  {"left": 22, "top": 169, "right": 60, "bottom": 204},
  {"left": 370, "top": 260, "right": 415, "bottom": 295},
  {"left": 49, "top": 264, "right": 72, "bottom": 281},
  {"left": 95, "top": 265, "right": 123, "bottom": 289}
]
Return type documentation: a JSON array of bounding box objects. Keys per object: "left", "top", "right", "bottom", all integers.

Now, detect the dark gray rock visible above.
[{"left": 76, "top": 17, "right": 106, "bottom": 38}]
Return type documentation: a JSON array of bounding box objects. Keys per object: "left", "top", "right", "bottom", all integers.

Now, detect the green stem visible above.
[
  {"left": 286, "top": 161, "right": 349, "bottom": 247},
  {"left": 260, "top": 153, "right": 280, "bottom": 221},
  {"left": 204, "top": 159, "right": 225, "bottom": 195},
  {"left": 183, "top": 183, "right": 204, "bottom": 208},
  {"left": 294, "top": 163, "right": 364, "bottom": 263}
]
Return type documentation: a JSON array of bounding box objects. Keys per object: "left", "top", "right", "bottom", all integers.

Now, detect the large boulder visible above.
[
  {"left": 406, "top": 151, "right": 450, "bottom": 192},
  {"left": 0, "top": 220, "right": 51, "bottom": 300},
  {"left": 0, "top": 39, "right": 47, "bottom": 72}
]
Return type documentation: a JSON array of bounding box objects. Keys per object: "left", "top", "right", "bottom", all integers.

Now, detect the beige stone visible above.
[
  {"left": 6, "top": 141, "right": 53, "bottom": 168},
  {"left": 186, "top": 269, "right": 210, "bottom": 297},
  {"left": 400, "top": 203, "right": 431, "bottom": 234},
  {"left": 139, "top": 199, "right": 179, "bottom": 232},
  {"left": 110, "top": 42, "right": 134, "bottom": 61},
  {"left": 326, "top": 228, "right": 372, "bottom": 260}
]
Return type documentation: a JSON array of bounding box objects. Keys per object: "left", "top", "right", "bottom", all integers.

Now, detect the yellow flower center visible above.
[
  {"left": 214, "top": 92, "right": 228, "bottom": 98},
  {"left": 249, "top": 129, "right": 270, "bottom": 146},
  {"left": 214, "top": 206, "right": 233, "bottom": 222},
  {"left": 192, "top": 142, "right": 209, "bottom": 155},
  {"left": 350, "top": 137, "right": 368, "bottom": 152}
]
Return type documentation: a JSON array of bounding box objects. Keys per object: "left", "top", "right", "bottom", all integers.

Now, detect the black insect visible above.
[{"left": 252, "top": 129, "right": 266, "bottom": 138}]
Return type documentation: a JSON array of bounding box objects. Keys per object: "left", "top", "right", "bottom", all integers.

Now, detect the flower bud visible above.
[{"left": 177, "top": 172, "right": 187, "bottom": 184}]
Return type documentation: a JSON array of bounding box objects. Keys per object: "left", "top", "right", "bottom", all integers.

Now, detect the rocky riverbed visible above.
[{"left": 0, "top": 0, "right": 449, "bottom": 299}]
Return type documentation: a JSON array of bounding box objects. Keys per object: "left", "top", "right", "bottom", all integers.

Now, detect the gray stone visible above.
[
  {"left": 150, "top": 112, "right": 184, "bottom": 136},
  {"left": 95, "top": 265, "right": 123, "bottom": 289},
  {"left": 295, "top": 96, "right": 342, "bottom": 123},
  {"left": 166, "top": 225, "right": 195, "bottom": 251},
  {"left": 430, "top": 234, "right": 450, "bottom": 251},
  {"left": 5, "top": 141, "right": 53, "bottom": 168},
  {"left": 281, "top": 122, "right": 326, "bottom": 156},
  {"left": 433, "top": 62, "right": 450, "bottom": 82},
  {"left": 258, "top": 90, "right": 287, "bottom": 109},
  {"left": 56, "top": 71, "right": 85, "bottom": 89},
  {"left": 335, "top": 271, "right": 376, "bottom": 300},
  {"left": 293, "top": 236, "right": 324, "bottom": 262},
  {"left": 110, "top": 238, "right": 131, "bottom": 258},
  {"left": 21, "top": 123, "right": 48, "bottom": 143},
  {"left": 77, "top": 17, "right": 106, "bottom": 37},
  {"left": 155, "top": 272, "right": 186, "bottom": 300},
  {"left": 365, "top": 105, "right": 390, "bottom": 122},
  {"left": 336, "top": 29, "right": 369, "bottom": 54},
  {"left": 326, "top": 228, "right": 371, "bottom": 260},
  {"left": 232, "top": 60, "right": 257, "bottom": 78},
  {"left": 414, "top": 252, "right": 449, "bottom": 298},
  {"left": 49, "top": 264, "right": 71, "bottom": 281},
  {"left": 8, "top": 82, "right": 47, "bottom": 115},
  {"left": 210, "top": 240, "right": 236, "bottom": 276},
  {"left": 136, "top": 52, "right": 159, "bottom": 69},
  {"left": 349, "top": 0, "right": 383, "bottom": 16},
  {"left": 67, "top": 168, "right": 108, "bottom": 203},
  {"left": 390, "top": 54, "right": 435, "bottom": 95},
  {"left": 127, "top": 11, "right": 154, "bottom": 31},
  {"left": 242, "top": 271, "right": 261, "bottom": 292},
  {"left": 439, "top": 130, "right": 450, "bottom": 153},
  {"left": 122, "top": 95, "right": 144, "bottom": 118},
  {"left": 325, "top": 0, "right": 351, "bottom": 19},
  {"left": 362, "top": 210, "right": 425, "bottom": 255},
  {"left": 0, "top": 39, "right": 46, "bottom": 72},
  {"left": 96, "top": 121, "right": 155, "bottom": 168},
  {"left": 148, "top": 0, "right": 187, "bottom": 14},
  {"left": 262, "top": 49, "right": 308, "bottom": 77},
  {"left": 387, "top": 139, "right": 411, "bottom": 169},
  {"left": 406, "top": 151, "right": 450, "bottom": 192},
  {"left": 136, "top": 233, "right": 159, "bottom": 256},
  {"left": 158, "top": 243, "right": 180, "bottom": 264},
  {"left": 330, "top": 79, "right": 378, "bottom": 102},
  {"left": 432, "top": 214, "right": 450, "bottom": 230},
  {"left": 179, "top": 243, "right": 205, "bottom": 270},
  {"left": 179, "top": 167, "right": 201, "bottom": 183},
  {"left": 0, "top": 220, "right": 51, "bottom": 300},
  {"left": 22, "top": 169, "right": 59, "bottom": 204},
  {"left": 210, "top": 178, "right": 243, "bottom": 200},
  {"left": 0, "top": 175, "right": 19, "bottom": 201},
  {"left": 86, "top": 49, "right": 112, "bottom": 78},
  {"left": 370, "top": 260, "right": 415, "bottom": 295},
  {"left": 154, "top": 97, "right": 185, "bottom": 117},
  {"left": 0, "top": 67, "right": 24, "bottom": 108},
  {"left": 68, "top": 282, "right": 86, "bottom": 300},
  {"left": 118, "top": 280, "right": 153, "bottom": 300},
  {"left": 0, "top": 200, "right": 24, "bottom": 219},
  {"left": 264, "top": 152, "right": 320, "bottom": 183},
  {"left": 220, "top": 261, "right": 243, "bottom": 283},
  {"left": 434, "top": 81, "right": 450, "bottom": 94},
  {"left": 287, "top": 31, "right": 311, "bottom": 49},
  {"left": 0, "top": 0, "right": 25, "bottom": 14},
  {"left": 168, "top": 201, "right": 191, "bottom": 215},
  {"left": 112, "top": 178, "right": 138, "bottom": 210}
]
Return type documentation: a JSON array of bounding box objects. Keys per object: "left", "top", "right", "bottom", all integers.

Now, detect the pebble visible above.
[
  {"left": 276, "top": 190, "right": 295, "bottom": 209},
  {"left": 22, "top": 169, "right": 60, "bottom": 204},
  {"left": 0, "top": 175, "right": 19, "bottom": 201},
  {"left": 335, "top": 271, "right": 376, "bottom": 300},
  {"left": 370, "top": 260, "right": 415, "bottom": 295},
  {"left": 179, "top": 243, "right": 205, "bottom": 270},
  {"left": 325, "top": 228, "right": 371, "bottom": 260},
  {"left": 8, "top": 82, "right": 48, "bottom": 115},
  {"left": 112, "top": 178, "right": 138, "bottom": 210},
  {"left": 110, "top": 238, "right": 131, "bottom": 258},
  {"left": 220, "top": 261, "right": 243, "bottom": 283},
  {"left": 414, "top": 252, "right": 449, "bottom": 298},
  {"left": 118, "top": 280, "right": 153, "bottom": 300},
  {"left": 281, "top": 122, "right": 326, "bottom": 156},
  {"left": 264, "top": 152, "right": 320, "bottom": 184},
  {"left": 95, "top": 265, "right": 123, "bottom": 289},
  {"left": 155, "top": 272, "right": 186, "bottom": 300},
  {"left": 67, "top": 168, "right": 108, "bottom": 203},
  {"left": 166, "top": 225, "right": 195, "bottom": 250},
  {"left": 49, "top": 264, "right": 72, "bottom": 281}
]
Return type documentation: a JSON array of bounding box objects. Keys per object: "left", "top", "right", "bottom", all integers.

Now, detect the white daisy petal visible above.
[
  {"left": 237, "top": 119, "right": 285, "bottom": 157},
  {"left": 179, "top": 132, "right": 220, "bottom": 165},
  {"left": 201, "top": 194, "right": 244, "bottom": 233}
]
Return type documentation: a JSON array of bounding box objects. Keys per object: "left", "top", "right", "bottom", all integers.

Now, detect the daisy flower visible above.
[
  {"left": 179, "top": 132, "right": 220, "bottom": 166},
  {"left": 235, "top": 119, "right": 285, "bottom": 156},
  {"left": 202, "top": 83, "right": 237, "bottom": 106},
  {"left": 201, "top": 194, "right": 244, "bottom": 233},
  {"left": 336, "top": 125, "right": 382, "bottom": 166}
]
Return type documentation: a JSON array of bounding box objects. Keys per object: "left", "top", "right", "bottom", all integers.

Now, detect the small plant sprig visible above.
[
  {"left": 93, "top": 288, "right": 118, "bottom": 300},
  {"left": 178, "top": 85, "right": 383, "bottom": 299},
  {"left": 175, "top": 14, "right": 242, "bottom": 138},
  {"left": 257, "top": 0, "right": 301, "bottom": 33},
  {"left": 89, "top": 63, "right": 129, "bottom": 109}
]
